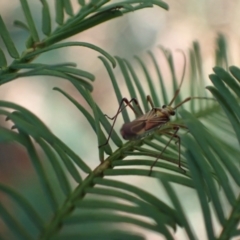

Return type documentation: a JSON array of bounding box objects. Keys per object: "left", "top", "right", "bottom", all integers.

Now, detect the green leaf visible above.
[
  {"left": 0, "top": 102, "right": 54, "bottom": 141},
  {"left": 115, "top": 57, "right": 145, "bottom": 116},
  {"left": 192, "top": 41, "right": 205, "bottom": 85},
  {"left": 123, "top": 58, "right": 150, "bottom": 112},
  {"left": 78, "top": 0, "right": 85, "bottom": 6},
  {"left": 56, "top": 145, "right": 83, "bottom": 183},
  {"left": 159, "top": 47, "right": 181, "bottom": 104},
  {"left": 0, "top": 202, "right": 32, "bottom": 240},
  {"left": 219, "top": 195, "right": 240, "bottom": 240},
  {"left": 56, "top": 0, "right": 109, "bottom": 35},
  {"left": 64, "top": 212, "right": 174, "bottom": 238},
  {"left": 25, "top": 35, "right": 35, "bottom": 48},
  {"left": 104, "top": 168, "right": 194, "bottom": 188},
  {"left": 209, "top": 136, "right": 240, "bottom": 187},
  {"left": 99, "top": 56, "right": 130, "bottom": 123},
  {"left": 10, "top": 62, "right": 77, "bottom": 69},
  {"left": 0, "top": 126, "right": 27, "bottom": 145},
  {"left": 0, "top": 109, "right": 44, "bottom": 139},
  {"left": 93, "top": 178, "right": 181, "bottom": 225},
  {"left": 44, "top": 8, "right": 123, "bottom": 45},
  {"left": 148, "top": 50, "right": 168, "bottom": 105},
  {"left": 206, "top": 85, "right": 240, "bottom": 145},
  {"left": 180, "top": 109, "right": 237, "bottom": 206},
  {"left": 75, "top": 199, "right": 175, "bottom": 228},
  {"left": 0, "top": 102, "right": 91, "bottom": 174},
  {"left": 54, "top": 66, "right": 95, "bottom": 81},
  {"left": 20, "top": 0, "right": 40, "bottom": 42},
  {"left": 159, "top": 178, "right": 196, "bottom": 239},
  {"left": 53, "top": 87, "right": 96, "bottom": 129},
  {"left": 147, "top": 0, "right": 168, "bottom": 10},
  {"left": 53, "top": 87, "right": 114, "bottom": 154},
  {"left": 63, "top": 0, "right": 74, "bottom": 16},
  {"left": 0, "top": 48, "right": 7, "bottom": 68},
  {"left": 37, "top": 139, "right": 72, "bottom": 196},
  {"left": 0, "top": 16, "right": 19, "bottom": 58},
  {"left": 55, "top": 0, "right": 64, "bottom": 25},
  {"left": 84, "top": 90, "right": 105, "bottom": 162},
  {"left": 112, "top": 159, "right": 186, "bottom": 175},
  {"left": 55, "top": 137, "right": 92, "bottom": 174},
  {"left": 189, "top": 48, "right": 197, "bottom": 112},
  {"left": 209, "top": 73, "right": 240, "bottom": 121},
  {"left": 115, "top": 56, "right": 137, "bottom": 98},
  {"left": 13, "top": 20, "right": 29, "bottom": 31},
  {"left": 58, "top": 82, "right": 113, "bottom": 155},
  {"left": 183, "top": 142, "right": 215, "bottom": 240},
  {"left": 40, "top": 0, "right": 51, "bottom": 36},
  {"left": 85, "top": 187, "right": 177, "bottom": 229},
  {"left": 135, "top": 55, "right": 160, "bottom": 106},
  {"left": 54, "top": 231, "right": 145, "bottom": 240},
  {"left": 12, "top": 68, "right": 93, "bottom": 91},
  {"left": 215, "top": 33, "right": 228, "bottom": 69},
  {"left": 213, "top": 67, "right": 240, "bottom": 97},
  {"left": 23, "top": 42, "right": 116, "bottom": 68},
  {"left": 21, "top": 133, "right": 59, "bottom": 212},
  {"left": 229, "top": 66, "right": 240, "bottom": 83},
  {"left": 0, "top": 101, "right": 92, "bottom": 175},
  {"left": 96, "top": 2, "right": 133, "bottom": 13},
  {"left": 0, "top": 184, "right": 44, "bottom": 231},
  {"left": 184, "top": 133, "right": 226, "bottom": 225}
]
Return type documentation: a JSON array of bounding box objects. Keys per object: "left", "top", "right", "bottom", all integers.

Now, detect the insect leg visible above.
[
  {"left": 165, "top": 128, "right": 182, "bottom": 169},
  {"left": 99, "top": 98, "right": 142, "bottom": 148},
  {"left": 146, "top": 95, "right": 155, "bottom": 108},
  {"left": 132, "top": 99, "right": 144, "bottom": 116},
  {"left": 149, "top": 126, "right": 185, "bottom": 175},
  {"left": 105, "top": 98, "right": 142, "bottom": 120}
]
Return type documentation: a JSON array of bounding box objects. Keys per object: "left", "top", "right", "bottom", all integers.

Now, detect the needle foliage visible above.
[{"left": 0, "top": 1, "right": 239, "bottom": 239}]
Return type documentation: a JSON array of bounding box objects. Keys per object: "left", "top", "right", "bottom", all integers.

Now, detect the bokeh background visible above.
[{"left": 0, "top": 0, "right": 240, "bottom": 239}]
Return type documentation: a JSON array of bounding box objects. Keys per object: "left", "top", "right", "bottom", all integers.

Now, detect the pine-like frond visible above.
[
  {"left": 48, "top": 35, "right": 239, "bottom": 239},
  {"left": 0, "top": 2, "right": 239, "bottom": 240},
  {"left": 0, "top": 0, "right": 168, "bottom": 89}
]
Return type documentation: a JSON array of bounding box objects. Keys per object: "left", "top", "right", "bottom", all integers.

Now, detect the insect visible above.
[{"left": 99, "top": 50, "right": 212, "bottom": 175}]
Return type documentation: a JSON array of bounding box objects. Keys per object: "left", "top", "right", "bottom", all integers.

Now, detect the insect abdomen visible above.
[{"left": 120, "top": 121, "right": 146, "bottom": 140}]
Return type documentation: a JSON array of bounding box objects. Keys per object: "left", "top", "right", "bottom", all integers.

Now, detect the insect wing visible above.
[
  {"left": 142, "top": 109, "right": 169, "bottom": 132},
  {"left": 120, "top": 111, "right": 152, "bottom": 140},
  {"left": 144, "top": 116, "right": 168, "bottom": 132},
  {"left": 120, "top": 110, "right": 169, "bottom": 140},
  {"left": 121, "top": 120, "right": 146, "bottom": 140}
]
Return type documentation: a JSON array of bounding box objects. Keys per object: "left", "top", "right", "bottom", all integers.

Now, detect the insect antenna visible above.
[
  {"left": 173, "top": 96, "right": 213, "bottom": 110},
  {"left": 168, "top": 49, "right": 186, "bottom": 107},
  {"left": 168, "top": 50, "right": 215, "bottom": 110},
  {"left": 148, "top": 50, "right": 214, "bottom": 175}
]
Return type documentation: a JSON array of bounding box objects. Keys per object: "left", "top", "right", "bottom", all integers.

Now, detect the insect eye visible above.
[
  {"left": 171, "top": 111, "right": 176, "bottom": 116},
  {"left": 162, "top": 105, "right": 166, "bottom": 108}
]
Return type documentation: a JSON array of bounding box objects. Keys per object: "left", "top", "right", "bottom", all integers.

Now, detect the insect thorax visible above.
[
  {"left": 120, "top": 107, "right": 172, "bottom": 141},
  {"left": 156, "top": 106, "right": 175, "bottom": 117}
]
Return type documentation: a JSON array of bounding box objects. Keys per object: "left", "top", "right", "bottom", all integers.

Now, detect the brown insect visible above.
[{"left": 99, "top": 50, "right": 212, "bottom": 175}]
